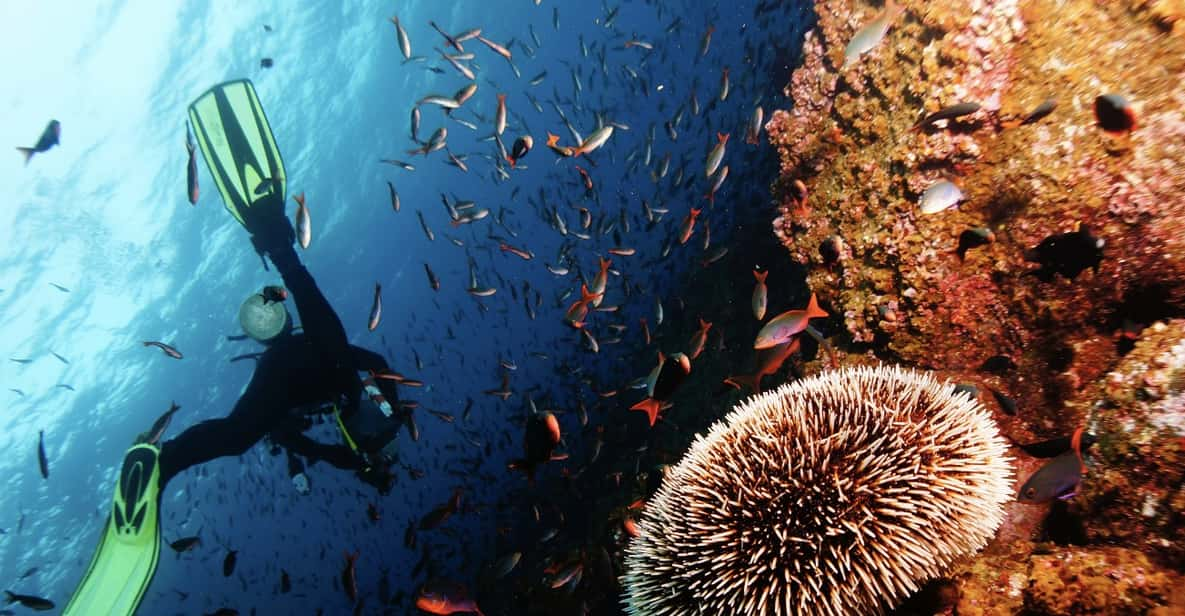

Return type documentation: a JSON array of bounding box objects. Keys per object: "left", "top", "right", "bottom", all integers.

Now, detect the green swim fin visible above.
[
  {"left": 187, "top": 79, "right": 286, "bottom": 228},
  {"left": 64, "top": 443, "right": 163, "bottom": 616}
]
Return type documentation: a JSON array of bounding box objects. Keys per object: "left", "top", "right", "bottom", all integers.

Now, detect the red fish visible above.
[
  {"left": 507, "top": 135, "right": 533, "bottom": 167},
  {"left": 261, "top": 285, "right": 287, "bottom": 304},
  {"left": 753, "top": 292, "right": 828, "bottom": 349},
  {"left": 415, "top": 580, "right": 484, "bottom": 616},
  {"left": 678, "top": 208, "right": 701, "bottom": 244},
  {"left": 590, "top": 256, "right": 611, "bottom": 307},
  {"left": 367, "top": 283, "right": 382, "bottom": 332},
  {"left": 724, "top": 338, "right": 801, "bottom": 394},
  {"left": 687, "top": 318, "right": 712, "bottom": 360},
  {"left": 630, "top": 352, "right": 691, "bottom": 426},
  {"left": 545, "top": 132, "right": 577, "bottom": 157},
  {"left": 499, "top": 243, "right": 534, "bottom": 260},
  {"left": 751, "top": 269, "right": 768, "bottom": 320},
  {"left": 143, "top": 340, "right": 183, "bottom": 359},
  {"left": 342, "top": 550, "right": 359, "bottom": 604},
  {"left": 575, "top": 165, "right": 593, "bottom": 191},
  {"left": 564, "top": 284, "right": 601, "bottom": 329}
]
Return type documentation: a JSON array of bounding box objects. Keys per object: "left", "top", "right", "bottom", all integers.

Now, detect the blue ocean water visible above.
[{"left": 0, "top": 1, "right": 813, "bottom": 613}]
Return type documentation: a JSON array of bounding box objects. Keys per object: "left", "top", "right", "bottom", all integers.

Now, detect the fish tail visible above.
[
  {"left": 15, "top": 147, "right": 33, "bottom": 164},
  {"left": 806, "top": 292, "right": 828, "bottom": 319},
  {"left": 717, "top": 132, "right": 729, "bottom": 144},
  {"left": 723, "top": 375, "right": 760, "bottom": 394},
  {"left": 703, "top": 190, "right": 714, "bottom": 203},
  {"left": 629, "top": 398, "right": 662, "bottom": 426},
  {"left": 754, "top": 270, "right": 768, "bottom": 283}
]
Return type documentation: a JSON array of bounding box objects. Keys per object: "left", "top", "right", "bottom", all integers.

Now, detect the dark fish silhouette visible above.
[
  {"left": 1024, "top": 224, "right": 1104, "bottom": 281},
  {"left": 222, "top": 549, "right": 237, "bottom": 577},
  {"left": 37, "top": 431, "right": 48, "bottom": 479},
  {"left": 16, "top": 120, "right": 60, "bottom": 165},
  {"left": 143, "top": 340, "right": 183, "bottom": 359},
  {"left": 169, "top": 536, "right": 201, "bottom": 554},
  {"left": 145, "top": 401, "right": 181, "bottom": 445},
  {"left": 4, "top": 590, "right": 54, "bottom": 611}
]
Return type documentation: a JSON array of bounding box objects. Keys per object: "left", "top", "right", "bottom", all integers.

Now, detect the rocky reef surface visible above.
[{"left": 766, "top": 0, "right": 1185, "bottom": 612}]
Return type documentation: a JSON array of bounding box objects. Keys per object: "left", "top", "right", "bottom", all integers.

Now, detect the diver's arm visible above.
[
  {"left": 250, "top": 219, "right": 362, "bottom": 411},
  {"left": 351, "top": 346, "right": 390, "bottom": 373}
]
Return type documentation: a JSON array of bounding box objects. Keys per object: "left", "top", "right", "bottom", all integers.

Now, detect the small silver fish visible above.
[
  {"left": 918, "top": 179, "right": 963, "bottom": 215},
  {"left": 843, "top": 0, "right": 903, "bottom": 68}
]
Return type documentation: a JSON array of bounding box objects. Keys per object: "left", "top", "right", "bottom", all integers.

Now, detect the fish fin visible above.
[
  {"left": 699, "top": 318, "right": 711, "bottom": 330},
  {"left": 16, "top": 147, "right": 33, "bottom": 164},
  {"left": 703, "top": 190, "right": 715, "bottom": 203},
  {"left": 546, "top": 132, "right": 560, "bottom": 147},
  {"left": 753, "top": 269, "right": 767, "bottom": 283},
  {"left": 717, "top": 132, "right": 729, "bottom": 144},
  {"left": 629, "top": 398, "right": 662, "bottom": 426},
  {"left": 806, "top": 292, "right": 828, "bottom": 320},
  {"left": 506, "top": 155, "right": 517, "bottom": 168}
]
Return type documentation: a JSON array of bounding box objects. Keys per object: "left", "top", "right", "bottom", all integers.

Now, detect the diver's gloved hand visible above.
[{"left": 243, "top": 194, "right": 296, "bottom": 254}]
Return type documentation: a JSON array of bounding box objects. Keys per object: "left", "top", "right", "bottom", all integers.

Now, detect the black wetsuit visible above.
[{"left": 158, "top": 209, "right": 400, "bottom": 488}]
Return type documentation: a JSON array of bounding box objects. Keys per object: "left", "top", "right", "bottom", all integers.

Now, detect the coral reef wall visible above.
[{"left": 766, "top": 0, "right": 1185, "bottom": 612}]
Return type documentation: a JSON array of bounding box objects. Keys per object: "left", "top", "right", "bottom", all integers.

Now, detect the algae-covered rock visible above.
[{"left": 768, "top": 0, "right": 1185, "bottom": 611}]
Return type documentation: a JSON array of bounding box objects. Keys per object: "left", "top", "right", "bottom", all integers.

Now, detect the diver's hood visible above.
[{"left": 239, "top": 292, "right": 292, "bottom": 343}]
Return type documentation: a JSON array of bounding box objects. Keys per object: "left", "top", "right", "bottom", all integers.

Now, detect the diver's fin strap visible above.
[{"left": 333, "top": 406, "right": 361, "bottom": 454}]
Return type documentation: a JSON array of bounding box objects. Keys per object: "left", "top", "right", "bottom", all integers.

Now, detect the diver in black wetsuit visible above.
[{"left": 157, "top": 194, "right": 404, "bottom": 494}]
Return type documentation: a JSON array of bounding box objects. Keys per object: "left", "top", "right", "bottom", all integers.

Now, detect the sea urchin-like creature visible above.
[{"left": 622, "top": 365, "right": 1013, "bottom": 616}]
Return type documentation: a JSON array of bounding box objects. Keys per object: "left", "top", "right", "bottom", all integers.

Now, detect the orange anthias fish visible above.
[
  {"left": 753, "top": 292, "right": 828, "bottom": 349},
  {"left": 564, "top": 284, "right": 601, "bottom": 329},
  {"left": 752, "top": 269, "right": 768, "bottom": 320},
  {"left": 678, "top": 208, "right": 701, "bottom": 244},
  {"left": 342, "top": 550, "right": 360, "bottom": 604},
  {"left": 415, "top": 579, "right": 484, "bottom": 616},
  {"left": 546, "top": 132, "right": 577, "bottom": 157},
  {"left": 575, "top": 165, "right": 593, "bottom": 191},
  {"left": 630, "top": 352, "right": 691, "bottom": 426},
  {"left": 590, "top": 257, "right": 611, "bottom": 307},
  {"left": 687, "top": 318, "right": 712, "bottom": 360},
  {"left": 725, "top": 338, "right": 801, "bottom": 394}
]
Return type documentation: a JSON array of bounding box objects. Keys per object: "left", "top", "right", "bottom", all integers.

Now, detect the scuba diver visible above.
[{"left": 65, "top": 79, "right": 405, "bottom": 615}]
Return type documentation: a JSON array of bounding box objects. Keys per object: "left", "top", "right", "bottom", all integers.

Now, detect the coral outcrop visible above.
[{"left": 767, "top": 0, "right": 1185, "bottom": 611}]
